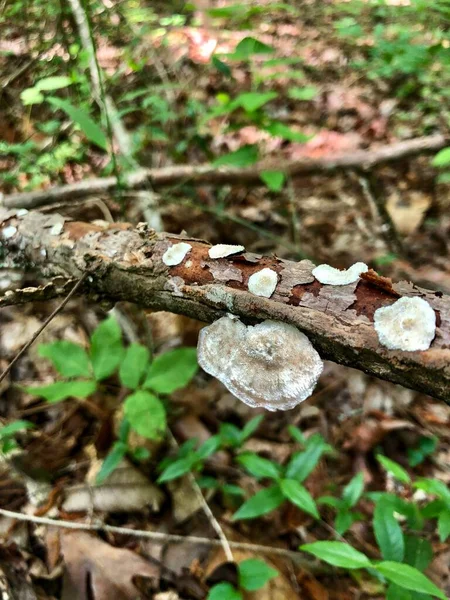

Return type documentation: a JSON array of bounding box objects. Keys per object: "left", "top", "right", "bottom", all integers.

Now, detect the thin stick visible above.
[{"left": 0, "top": 273, "right": 88, "bottom": 385}]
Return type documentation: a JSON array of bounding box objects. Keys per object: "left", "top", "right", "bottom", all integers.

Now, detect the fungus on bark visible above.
[
  {"left": 208, "top": 244, "right": 245, "bottom": 259},
  {"left": 248, "top": 268, "right": 278, "bottom": 298},
  {"left": 162, "top": 242, "right": 192, "bottom": 266},
  {"left": 312, "top": 262, "right": 368, "bottom": 285},
  {"left": 197, "top": 316, "right": 323, "bottom": 411},
  {"left": 374, "top": 296, "right": 436, "bottom": 351}
]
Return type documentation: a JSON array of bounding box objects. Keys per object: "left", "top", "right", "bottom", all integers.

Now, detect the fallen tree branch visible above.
[
  {"left": 1, "top": 208, "right": 450, "bottom": 402},
  {"left": 1, "top": 134, "right": 446, "bottom": 210}
]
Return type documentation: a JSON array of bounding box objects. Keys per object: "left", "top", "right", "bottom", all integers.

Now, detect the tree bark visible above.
[{"left": 1, "top": 208, "right": 450, "bottom": 403}]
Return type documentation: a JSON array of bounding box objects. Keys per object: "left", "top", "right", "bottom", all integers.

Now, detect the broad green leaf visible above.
[
  {"left": 21, "top": 88, "right": 44, "bottom": 105},
  {"left": 131, "top": 446, "right": 151, "bottom": 461},
  {"left": 374, "top": 562, "right": 446, "bottom": 599},
  {"left": 373, "top": 496, "right": 405, "bottom": 561},
  {"left": 144, "top": 347, "right": 198, "bottom": 393},
  {"left": 96, "top": 441, "right": 127, "bottom": 484},
  {"left": 235, "top": 91, "right": 277, "bottom": 112},
  {"left": 287, "top": 86, "right": 318, "bottom": 101},
  {"left": 196, "top": 435, "right": 221, "bottom": 460},
  {"left": 300, "top": 541, "right": 372, "bottom": 569},
  {"left": 25, "top": 380, "right": 96, "bottom": 403},
  {"left": 90, "top": 316, "right": 124, "bottom": 381},
  {"left": 219, "top": 423, "right": 244, "bottom": 447},
  {"left": 264, "top": 122, "right": 309, "bottom": 143},
  {"left": 124, "top": 391, "right": 166, "bottom": 440},
  {"left": 237, "top": 453, "right": 281, "bottom": 480},
  {"left": 376, "top": 455, "right": 411, "bottom": 484},
  {"left": 240, "top": 415, "right": 264, "bottom": 442},
  {"left": 232, "top": 484, "right": 284, "bottom": 520},
  {"left": 222, "top": 484, "right": 245, "bottom": 497},
  {"left": 335, "top": 510, "right": 358, "bottom": 535},
  {"left": 47, "top": 96, "right": 107, "bottom": 150},
  {"left": 414, "top": 479, "right": 450, "bottom": 506},
  {"left": 288, "top": 425, "right": 306, "bottom": 445},
  {"left": 342, "top": 472, "right": 365, "bottom": 508},
  {"left": 280, "top": 479, "right": 319, "bottom": 518},
  {"left": 238, "top": 558, "right": 278, "bottom": 591},
  {"left": 387, "top": 584, "right": 414, "bottom": 600},
  {"left": 432, "top": 147, "right": 450, "bottom": 167},
  {"left": 0, "top": 420, "right": 34, "bottom": 440},
  {"left": 285, "top": 434, "right": 327, "bottom": 482},
  {"left": 233, "top": 37, "right": 275, "bottom": 59},
  {"left": 38, "top": 341, "right": 91, "bottom": 378},
  {"left": 260, "top": 170, "right": 285, "bottom": 192},
  {"left": 404, "top": 536, "right": 433, "bottom": 571},
  {"left": 158, "top": 456, "right": 197, "bottom": 483},
  {"left": 119, "top": 344, "right": 150, "bottom": 389},
  {"left": 207, "top": 582, "right": 242, "bottom": 600},
  {"left": 317, "top": 495, "right": 341, "bottom": 509},
  {"left": 212, "top": 56, "right": 232, "bottom": 77},
  {"left": 212, "top": 144, "right": 259, "bottom": 167},
  {"left": 36, "top": 76, "right": 72, "bottom": 91},
  {"left": 438, "top": 509, "right": 450, "bottom": 542}
]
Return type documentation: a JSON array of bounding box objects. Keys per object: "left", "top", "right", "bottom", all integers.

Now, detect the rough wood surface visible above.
[
  {"left": 1, "top": 208, "right": 450, "bottom": 402},
  {"left": 0, "top": 134, "right": 446, "bottom": 209}
]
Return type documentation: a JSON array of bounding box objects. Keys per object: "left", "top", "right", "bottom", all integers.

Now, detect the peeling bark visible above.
[{"left": 1, "top": 208, "right": 450, "bottom": 403}]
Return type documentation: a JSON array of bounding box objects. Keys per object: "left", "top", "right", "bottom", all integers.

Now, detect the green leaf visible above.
[
  {"left": 288, "top": 425, "right": 306, "bottom": 445},
  {"left": 238, "top": 558, "right": 278, "bottom": 591},
  {"left": 25, "top": 380, "right": 96, "bottom": 403},
  {"left": 240, "top": 415, "right": 264, "bottom": 442},
  {"left": 234, "top": 91, "right": 277, "bottom": 112},
  {"left": 212, "top": 144, "right": 259, "bottom": 167},
  {"left": 0, "top": 420, "right": 34, "bottom": 440},
  {"left": 260, "top": 170, "right": 285, "bottom": 191},
  {"left": 300, "top": 541, "right": 372, "bottom": 569},
  {"left": 47, "top": 96, "right": 107, "bottom": 150},
  {"left": 374, "top": 562, "right": 446, "bottom": 599},
  {"left": 21, "top": 87, "right": 44, "bottom": 105},
  {"left": 219, "top": 423, "right": 244, "bottom": 447},
  {"left": 335, "top": 510, "right": 358, "bottom": 535},
  {"left": 387, "top": 584, "right": 414, "bottom": 600},
  {"left": 264, "top": 122, "right": 309, "bottom": 143},
  {"left": 404, "top": 536, "right": 433, "bottom": 571},
  {"left": 38, "top": 341, "right": 91, "bottom": 378},
  {"left": 158, "top": 456, "right": 196, "bottom": 483},
  {"left": 196, "top": 436, "right": 221, "bottom": 460},
  {"left": 237, "top": 453, "right": 281, "bottom": 480},
  {"left": 342, "top": 472, "right": 365, "bottom": 508},
  {"left": 143, "top": 347, "right": 198, "bottom": 393},
  {"left": 414, "top": 479, "right": 450, "bottom": 506},
  {"left": 233, "top": 37, "right": 275, "bottom": 59},
  {"left": 124, "top": 391, "right": 166, "bottom": 440},
  {"left": 232, "top": 484, "right": 284, "bottom": 520},
  {"left": 96, "top": 442, "right": 127, "bottom": 484},
  {"left": 432, "top": 147, "right": 450, "bottom": 167},
  {"left": 287, "top": 86, "right": 318, "bottom": 101},
  {"left": 280, "top": 479, "right": 319, "bottom": 518},
  {"left": 207, "top": 582, "right": 242, "bottom": 600},
  {"left": 376, "top": 455, "right": 411, "bottom": 484},
  {"left": 285, "top": 434, "right": 327, "bottom": 482},
  {"left": 438, "top": 509, "right": 450, "bottom": 542},
  {"left": 212, "top": 56, "right": 232, "bottom": 77},
  {"left": 373, "top": 496, "right": 405, "bottom": 561},
  {"left": 131, "top": 446, "right": 151, "bottom": 461},
  {"left": 35, "top": 76, "right": 72, "bottom": 91},
  {"left": 90, "top": 316, "right": 124, "bottom": 381},
  {"left": 119, "top": 344, "right": 150, "bottom": 389},
  {"left": 222, "top": 484, "right": 245, "bottom": 497}
]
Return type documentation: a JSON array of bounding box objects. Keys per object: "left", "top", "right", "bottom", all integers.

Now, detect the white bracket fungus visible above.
[
  {"left": 208, "top": 244, "right": 245, "bottom": 259},
  {"left": 248, "top": 268, "right": 278, "bottom": 298},
  {"left": 374, "top": 296, "right": 436, "bottom": 352},
  {"left": 162, "top": 242, "right": 192, "bottom": 266},
  {"left": 312, "top": 262, "right": 368, "bottom": 285},
  {"left": 197, "top": 316, "right": 323, "bottom": 411}
]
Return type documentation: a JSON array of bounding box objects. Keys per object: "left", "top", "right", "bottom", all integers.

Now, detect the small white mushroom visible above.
[
  {"left": 374, "top": 296, "right": 436, "bottom": 352},
  {"left": 208, "top": 244, "right": 245, "bottom": 259},
  {"left": 162, "top": 242, "right": 192, "bottom": 266},
  {"left": 2, "top": 226, "right": 17, "bottom": 240},
  {"left": 197, "top": 316, "right": 323, "bottom": 411},
  {"left": 248, "top": 268, "right": 278, "bottom": 298},
  {"left": 312, "top": 262, "right": 368, "bottom": 285},
  {"left": 50, "top": 222, "right": 64, "bottom": 236}
]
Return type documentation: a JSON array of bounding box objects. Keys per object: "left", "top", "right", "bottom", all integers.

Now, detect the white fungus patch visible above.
[
  {"left": 197, "top": 316, "right": 323, "bottom": 411},
  {"left": 312, "top": 262, "right": 368, "bottom": 285},
  {"left": 162, "top": 242, "right": 192, "bottom": 266},
  {"left": 374, "top": 296, "right": 436, "bottom": 352},
  {"left": 50, "top": 222, "right": 64, "bottom": 236},
  {"left": 208, "top": 244, "right": 245, "bottom": 259},
  {"left": 248, "top": 268, "right": 278, "bottom": 298},
  {"left": 2, "top": 226, "right": 17, "bottom": 239}
]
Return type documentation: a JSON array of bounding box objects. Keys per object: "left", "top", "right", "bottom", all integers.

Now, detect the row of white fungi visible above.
[{"left": 162, "top": 242, "right": 436, "bottom": 411}]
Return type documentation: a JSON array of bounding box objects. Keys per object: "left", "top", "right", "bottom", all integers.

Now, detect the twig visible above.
[
  {"left": 0, "top": 273, "right": 88, "bottom": 385},
  {"left": 0, "top": 279, "right": 78, "bottom": 308},
  {"left": 0, "top": 507, "right": 325, "bottom": 570}
]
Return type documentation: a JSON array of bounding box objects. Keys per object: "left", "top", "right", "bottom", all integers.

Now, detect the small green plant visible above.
[
  {"left": 0, "top": 420, "right": 34, "bottom": 454},
  {"left": 318, "top": 472, "right": 365, "bottom": 535},
  {"left": 207, "top": 558, "right": 278, "bottom": 599}
]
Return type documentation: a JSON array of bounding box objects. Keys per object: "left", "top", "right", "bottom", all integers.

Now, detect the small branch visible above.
[
  {"left": 1, "top": 134, "right": 446, "bottom": 210},
  {"left": 0, "top": 279, "right": 79, "bottom": 308}
]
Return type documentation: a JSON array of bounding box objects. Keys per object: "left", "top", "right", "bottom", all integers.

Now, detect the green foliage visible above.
[
  {"left": 408, "top": 436, "right": 438, "bottom": 467},
  {"left": 318, "top": 472, "right": 365, "bottom": 535},
  {"left": 374, "top": 562, "right": 446, "bottom": 600},
  {"left": 232, "top": 484, "right": 285, "bottom": 520},
  {"left": 377, "top": 454, "right": 411, "bottom": 485},
  {"left": 373, "top": 496, "right": 405, "bottom": 562},
  {"left": 0, "top": 420, "right": 34, "bottom": 454},
  {"left": 279, "top": 479, "right": 319, "bottom": 518},
  {"left": 207, "top": 582, "right": 242, "bottom": 600},
  {"left": 236, "top": 452, "right": 281, "bottom": 480},
  {"left": 212, "top": 145, "right": 259, "bottom": 167},
  {"left": 260, "top": 170, "right": 285, "bottom": 191},
  {"left": 238, "top": 558, "right": 278, "bottom": 591},
  {"left": 218, "top": 415, "right": 264, "bottom": 448},
  {"left": 124, "top": 391, "right": 166, "bottom": 440},
  {"left": 158, "top": 436, "right": 221, "bottom": 483},
  {"left": 300, "top": 541, "right": 372, "bottom": 569},
  {"left": 119, "top": 344, "right": 150, "bottom": 389},
  {"left": 143, "top": 347, "right": 198, "bottom": 393},
  {"left": 90, "top": 316, "right": 125, "bottom": 381},
  {"left": 38, "top": 341, "right": 91, "bottom": 378},
  {"left": 47, "top": 97, "right": 107, "bottom": 151},
  {"left": 24, "top": 380, "right": 97, "bottom": 403}
]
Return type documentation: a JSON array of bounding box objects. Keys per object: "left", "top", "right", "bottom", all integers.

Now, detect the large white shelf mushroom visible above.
[
  {"left": 312, "top": 262, "right": 368, "bottom": 285},
  {"left": 197, "top": 316, "right": 323, "bottom": 411},
  {"left": 374, "top": 296, "right": 436, "bottom": 352}
]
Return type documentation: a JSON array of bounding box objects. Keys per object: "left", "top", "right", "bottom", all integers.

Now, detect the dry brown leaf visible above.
[
  {"left": 60, "top": 530, "right": 158, "bottom": 600},
  {"left": 386, "top": 190, "right": 432, "bottom": 235}
]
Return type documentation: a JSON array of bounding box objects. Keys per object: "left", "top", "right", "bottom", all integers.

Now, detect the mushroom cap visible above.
[
  {"left": 312, "top": 262, "right": 368, "bottom": 285},
  {"left": 197, "top": 317, "right": 323, "bottom": 411},
  {"left": 374, "top": 296, "right": 436, "bottom": 351},
  {"left": 162, "top": 242, "right": 192, "bottom": 266},
  {"left": 248, "top": 268, "right": 278, "bottom": 298},
  {"left": 208, "top": 244, "right": 245, "bottom": 259}
]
